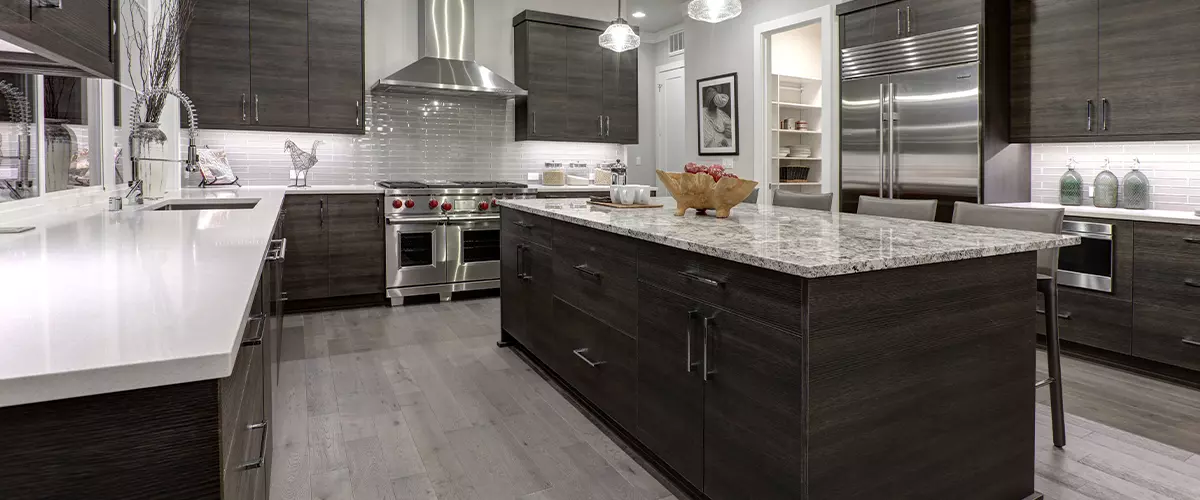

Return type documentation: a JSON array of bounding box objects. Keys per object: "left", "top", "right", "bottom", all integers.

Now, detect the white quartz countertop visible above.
[
  {"left": 0, "top": 187, "right": 285, "bottom": 407},
  {"left": 285, "top": 184, "right": 383, "bottom": 194},
  {"left": 499, "top": 197, "right": 1079, "bottom": 278},
  {"left": 994, "top": 202, "right": 1200, "bottom": 226},
  {"left": 531, "top": 184, "right": 657, "bottom": 192}
]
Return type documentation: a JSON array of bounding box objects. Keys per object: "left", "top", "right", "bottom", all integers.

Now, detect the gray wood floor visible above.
[{"left": 271, "top": 297, "right": 1200, "bottom": 500}]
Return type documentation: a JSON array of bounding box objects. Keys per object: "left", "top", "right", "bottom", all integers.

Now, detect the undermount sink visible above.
[{"left": 149, "top": 199, "right": 260, "bottom": 211}]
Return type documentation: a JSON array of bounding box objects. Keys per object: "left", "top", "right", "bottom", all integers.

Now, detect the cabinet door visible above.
[
  {"left": 309, "top": 0, "right": 363, "bottom": 131},
  {"left": 702, "top": 308, "right": 804, "bottom": 500},
  {"left": 904, "top": 0, "right": 979, "bottom": 37},
  {"left": 603, "top": 47, "right": 639, "bottom": 144},
  {"left": 519, "top": 22, "right": 568, "bottom": 140},
  {"left": 1098, "top": 0, "right": 1200, "bottom": 137},
  {"left": 182, "top": 0, "right": 251, "bottom": 129},
  {"left": 30, "top": 0, "right": 114, "bottom": 77},
  {"left": 565, "top": 27, "right": 605, "bottom": 141},
  {"left": 1011, "top": 0, "right": 1098, "bottom": 140},
  {"left": 282, "top": 195, "right": 330, "bottom": 300},
  {"left": 1037, "top": 287, "right": 1132, "bottom": 354},
  {"left": 841, "top": 2, "right": 903, "bottom": 48},
  {"left": 326, "top": 195, "right": 384, "bottom": 297},
  {"left": 524, "top": 242, "right": 555, "bottom": 362},
  {"left": 636, "top": 283, "right": 705, "bottom": 488},
  {"left": 250, "top": 0, "right": 310, "bottom": 128},
  {"left": 500, "top": 237, "right": 528, "bottom": 344}
]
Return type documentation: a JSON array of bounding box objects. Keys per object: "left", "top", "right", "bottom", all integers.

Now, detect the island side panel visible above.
[{"left": 805, "top": 252, "right": 1037, "bottom": 500}]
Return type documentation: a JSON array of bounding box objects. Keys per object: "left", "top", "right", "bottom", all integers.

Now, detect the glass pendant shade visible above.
[
  {"left": 600, "top": 19, "right": 640, "bottom": 52},
  {"left": 688, "top": 0, "right": 743, "bottom": 23}
]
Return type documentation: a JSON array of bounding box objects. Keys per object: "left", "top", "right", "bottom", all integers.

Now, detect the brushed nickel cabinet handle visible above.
[
  {"left": 241, "top": 313, "right": 268, "bottom": 345},
  {"left": 376, "top": 198, "right": 381, "bottom": 228},
  {"left": 319, "top": 199, "right": 325, "bottom": 227},
  {"left": 1183, "top": 237, "right": 1200, "bottom": 244},
  {"left": 241, "top": 94, "right": 247, "bottom": 122},
  {"left": 701, "top": 316, "right": 714, "bottom": 381},
  {"left": 686, "top": 309, "right": 700, "bottom": 373},
  {"left": 1086, "top": 99, "right": 1093, "bottom": 131},
  {"left": 906, "top": 6, "right": 912, "bottom": 33},
  {"left": 1184, "top": 279, "right": 1200, "bottom": 288},
  {"left": 573, "top": 348, "right": 606, "bottom": 367},
  {"left": 532, "top": 112, "right": 537, "bottom": 135},
  {"left": 605, "top": 115, "right": 611, "bottom": 137},
  {"left": 1101, "top": 98, "right": 1109, "bottom": 131},
  {"left": 896, "top": 8, "right": 902, "bottom": 36},
  {"left": 598, "top": 115, "right": 604, "bottom": 137},
  {"left": 573, "top": 264, "right": 602, "bottom": 280},
  {"left": 1036, "top": 309, "right": 1072, "bottom": 320},
  {"left": 239, "top": 421, "right": 269, "bottom": 470},
  {"left": 678, "top": 270, "right": 724, "bottom": 288},
  {"left": 254, "top": 94, "right": 260, "bottom": 123},
  {"left": 513, "top": 220, "right": 535, "bottom": 229},
  {"left": 1184, "top": 338, "right": 1200, "bottom": 348},
  {"left": 356, "top": 100, "right": 361, "bottom": 126}
]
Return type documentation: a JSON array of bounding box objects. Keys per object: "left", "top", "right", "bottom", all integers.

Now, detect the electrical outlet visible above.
[
  {"left": 1088, "top": 185, "right": 1095, "bottom": 197},
  {"left": 527, "top": 172, "right": 539, "bottom": 182}
]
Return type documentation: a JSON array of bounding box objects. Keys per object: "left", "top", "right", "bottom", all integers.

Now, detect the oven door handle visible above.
[
  {"left": 447, "top": 214, "right": 501, "bottom": 223},
  {"left": 387, "top": 216, "right": 449, "bottom": 225},
  {"left": 1064, "top": 231, "right": 1112, "bottom": 241}
]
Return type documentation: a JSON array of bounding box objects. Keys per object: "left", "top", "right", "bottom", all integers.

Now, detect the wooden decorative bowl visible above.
[{"left": 656, "top": 170, "right": 759, "bottom": 218}]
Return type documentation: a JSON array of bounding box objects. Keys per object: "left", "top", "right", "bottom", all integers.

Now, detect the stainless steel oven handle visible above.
[
  {"left": 387, "top": 216, "right": 449, "bottom": 225},
  {"left": 447, "top": 214, "right": 501, "bottom": 223},
  {"left": 1064, "top": 231, "right": 1113, "bottom": 241}
]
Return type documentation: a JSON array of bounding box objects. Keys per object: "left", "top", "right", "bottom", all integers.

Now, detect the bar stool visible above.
[
  {"left": 857, "top": 195, "right": 937, "bottom": 221},
  {"left": 743, "top": 188, "right": 760, "bottom": 204},
  {"left": 773, "top": 190, "right": 832, "bottom": 211},
  {"left": 951, "top": 201, "right": 1067, "bottom": 448}
]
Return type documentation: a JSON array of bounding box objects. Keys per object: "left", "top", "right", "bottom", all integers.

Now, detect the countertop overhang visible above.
[
  {"left": 0, "top": 187, "right": 286, "bottom": 407},
  {"left": 499, "top": 197, "right": 1079, "bottom": 278},
  {"left": 994, "top": 202, "right": 1200, "bottom": 226}
]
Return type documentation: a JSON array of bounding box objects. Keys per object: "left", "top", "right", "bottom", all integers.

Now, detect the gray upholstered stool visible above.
[
  {"left": 951, "top": 201, "right": 1067, "bottom": 448},
  {"left": 773, "top": 190, "right": 832, "bottom": 211},
  {"left": 857, "top": 195, "right": 938, "bottom": 221}
]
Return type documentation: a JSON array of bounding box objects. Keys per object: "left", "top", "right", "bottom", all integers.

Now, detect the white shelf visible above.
[
  {"left": 778, "top": 85, "right": 808, "bottom": 92},
  {"left": 776, "top": 74, "right": 822, "bottom": 85},
  {"left": 770, "top": 181, "right": 821, "bottom": 186},
  {"left": 772, "top": 157, "right": 822, "bottom": 161},
  {"left": 772, "top": 101, "right": 821, "bottom": 109},
  {"left": 772, "top": 129, "right": 821, "bottom": 134}
]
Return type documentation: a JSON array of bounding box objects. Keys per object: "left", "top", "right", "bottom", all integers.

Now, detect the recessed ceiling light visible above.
[{"left": 632, "top": 11, "right": 646, "bottom": 18}]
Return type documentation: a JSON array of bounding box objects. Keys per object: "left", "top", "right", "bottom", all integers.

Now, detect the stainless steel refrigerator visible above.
[{"left": 839, "top": 25, "right": 1028, "bottom": 220}]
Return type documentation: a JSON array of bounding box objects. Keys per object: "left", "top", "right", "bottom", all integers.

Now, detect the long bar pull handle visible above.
[
  {"left": 888, "top": 82, "right": 897, "bottom": 199},
  {"left": 1101, "top": 98, "right": 1109, "bottom": 131},
  {"left": 701, "top": 316, "right": 714, "bottom": 381},
  {"left": 906, "top": 6, "right": 912, "bottom": 33},
  {"left": 1086, "top": 99, "right": 1093, "bottom": 131},
  {"left": 878, "top": 83, "right": 886, "bottom": 198},
  {"left": 319, "top": 199, "right": 325, "bottom": 227},
  {"left": 599, "top": 115, "right": 604, "bottom": 137},
  {"left": 1184, "top": 338, "right": 1200, "bottom": 348},
  {"left": 513, "top": 220, "right": 535, "bottom": 229},
  {"left": 606, "top": 115, "right": 611, "bottom": 137},
  {"left": 678, "top": 270, "right": 724, "bottom": 288},
  {"left": 356, "top": 101, "right": 361, "bottom": 127},
  {"left": 1184, "top": 279, "right": 1200, "bottom": 289},
  {"left": 1184, "top": 237, "right": 1200, "bottom": 244},
  {"left": 686, "top": 309, "right": 700, "bottom": 373},
  {"left": 241, "top": 94, "right": 247, "bottom": 122},
  {"left": 896, "top": 8, "right": 902, "bottom": 36},
  {"left": 573, "top": 264, "right": 602, "bottom": 280},
  {"left": 573, "top": 348, "right": 607, "bottom": 367},
  {"left": 255, "top": 94, "right": 260, "bottom": 123},
  {"left": 532, "top": 112, "right": 537, "bottom": 135},
  {"left": 376, "top": 198, "right": 381, "bottom": 228},
  {"left": 239, "top": 421, "right": 269, "bottom": 470},
  {"left": 1036, "top": 309, "right": 1072, "bottom": 320}
]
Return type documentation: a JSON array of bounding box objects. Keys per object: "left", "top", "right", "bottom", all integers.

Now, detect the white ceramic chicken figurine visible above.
[{"left": 285, "top": 139, "right": 324, "bottom": 187}]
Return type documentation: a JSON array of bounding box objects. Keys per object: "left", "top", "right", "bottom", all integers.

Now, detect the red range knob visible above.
[
  {"left": 404, "top": 199, "right": 415, "bottom": 208},
  {"left": 392, "top": 199, "right": 403, "bottom": 209},
  {"left": 441, "top": 202, "right": 453, "bottom": 211},
  {"left": 478, "top": 202, "right": 489, "bottom": 210},
  {"left": 428, "top": 199, "right": 439, "bottom": 209},
  {"left": 491, "top": 198, "right": 498, "bottom": 206}
]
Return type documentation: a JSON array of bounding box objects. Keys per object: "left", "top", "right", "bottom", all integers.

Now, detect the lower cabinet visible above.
[
  {"left": 499, "top": 234, "right": 554, "bottom": 360},
  {"left": 282, "top": 193, "right": 385, "bottom": 304},
  {"left": 1037, "top": 287, "right": 1132, "bottom": 354},
  {"left": 1133, "top": 303, "right": 1200, "bottom": 372},
  {"left": 548, "top": 298, "right": 637, "bottom": 433}
]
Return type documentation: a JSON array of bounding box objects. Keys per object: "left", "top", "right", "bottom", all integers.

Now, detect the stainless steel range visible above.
[{"left": 380, "top": 180, "right": 536, "bottom": 304}]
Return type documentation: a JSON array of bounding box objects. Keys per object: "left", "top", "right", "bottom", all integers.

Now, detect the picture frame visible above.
[{"left": 696, "top": 72, "right": 739, "bottom": 156}]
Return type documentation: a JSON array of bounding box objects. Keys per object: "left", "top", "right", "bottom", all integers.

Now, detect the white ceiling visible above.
[{"left": 623, "top": 0, "right": 687, "bottom": 34}]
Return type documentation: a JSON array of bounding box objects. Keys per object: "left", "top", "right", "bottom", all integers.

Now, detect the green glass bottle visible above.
[{"left": 1059, "top": 158, "right": 1083, "bottom": 206}]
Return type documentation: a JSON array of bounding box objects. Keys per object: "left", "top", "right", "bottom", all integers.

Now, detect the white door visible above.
[{"left": 656, "top": 64, "right": 686, "bottom": 187}]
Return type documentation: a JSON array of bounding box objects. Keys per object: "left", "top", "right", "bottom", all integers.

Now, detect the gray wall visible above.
[
  {"left": 626, "top": 42, "right": 660, "bottom": 186},
  {"left": 684, "top": 0, "right": 842, "bottom": 179}
]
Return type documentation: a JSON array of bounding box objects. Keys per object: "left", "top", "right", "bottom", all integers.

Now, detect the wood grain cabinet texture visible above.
[
  {"left": 513, "top": 11, "right": 638, "bottom": 144},
  {"left": 500, "top": 208, "right": 1037, "bottom": 500},
  {"left": 0, "top": 0, "right": 116, "bottom": 78},
  {"left": 182, "top": 0, "right": 363, "bottom": 133},
  {"left": 1133, "top": 222, "right": 1200, "bottom": 372},
  {"left": 282, "top": 194, "right": 385, "bottom": 303},
  {"left": 1011, "top": 0, "right": 1200, "bottom": 142},
  {"left": 838, "top": 0, "right": 978, "bottom": 48}
]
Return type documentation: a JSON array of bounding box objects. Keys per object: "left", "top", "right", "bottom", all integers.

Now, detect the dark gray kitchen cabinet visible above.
[
  {"left": 309, "top": 0, "right": 364, "bottom": 131},
  {"left": 0, "top": 0, "right": 117, "bottom": 78},
  {"left": 282, "top": 193, "right": 384, "bottom": 303},
  {"left": 1011, "top": 0, "right": 1099, "bottom": 140},
  {"left": 181, "top": 0, "right": 252, "bottom": 129},
  {"left": 899, "top": 0, "right": 979, "bottom": 37},
  {"left": 841, "top": 2, "right": 902, "bottom": 48},
  {"left": 182, "top": 0, "right": 364, "bottom": 133},
  {"left": 838, "top": 0, "right": 978, "bottom": 48},
  {"left": 513, "top": 10, "right": 638, "bottom": 144},
  {"left": 499, "top": 210, "right": 554, "bottom": 360}
]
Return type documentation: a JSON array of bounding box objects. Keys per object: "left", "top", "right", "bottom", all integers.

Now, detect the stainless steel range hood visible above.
[{"left": 371, "top": 0, "right": 527, "bottom": 98}]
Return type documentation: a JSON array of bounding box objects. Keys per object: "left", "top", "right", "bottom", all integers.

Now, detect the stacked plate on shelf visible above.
[
  {"left": 777, "top": 147, "right": 790, "bottom": 157},
  {"left": 788, "top": 146, "right": 812, "bottom": 158}
]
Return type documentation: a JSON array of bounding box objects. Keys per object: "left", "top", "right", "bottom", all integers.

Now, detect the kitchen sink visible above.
[{"left": 150, "top": 199, "right": 260, "bottom": 211}]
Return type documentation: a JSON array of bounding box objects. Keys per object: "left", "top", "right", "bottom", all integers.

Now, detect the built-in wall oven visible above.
[{"left": 1057, "top": 220, "right": 1114, "bottom": 293}]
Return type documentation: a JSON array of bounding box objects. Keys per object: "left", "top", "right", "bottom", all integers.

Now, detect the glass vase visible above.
[
  {"left": 1059, "top": 165, "right": 1083, "bottom": 206},
  {"left": 131, "top": 122, "right": 169, "bottom": 199},
  {"left": 1122, "top": 167, "right": 1149, "bottom": 210},
  {"left": 1093, "top": 169, "right": 1119, "bottom": 208}
]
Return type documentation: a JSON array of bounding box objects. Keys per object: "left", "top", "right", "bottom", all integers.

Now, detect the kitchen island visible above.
[{"left": 497, "top": 197, "right": 1078, "bottom": 500}]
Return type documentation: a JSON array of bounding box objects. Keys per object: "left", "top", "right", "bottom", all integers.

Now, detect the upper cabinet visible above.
[
  {"left": 513, "top": 11, "right": 638, "bottom": 145},
  {"left": 182, "top": 0, "right": 364, "bottom": 133},
  {"left": 0, "top": 0, "right": 118, "bottom": 78},
  {"left": 1011, "top": 0, "right": 1200, "bottom": 142},
  {"left": 839, "top": 0, "right": 979, "bottom": 49}
]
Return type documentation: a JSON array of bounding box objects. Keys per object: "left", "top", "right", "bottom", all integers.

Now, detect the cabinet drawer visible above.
[
  {"left": 1133, "top": 303, "right": 1200, "bottom": 372},
  {"left": 553, "top": 221, "right": 638, "bottom": 336},
  {"left": 1133, "top": 222, "right": 1200, "bottom": 312},
  {"left": 637, "top": 240, "right": 805, "bottom": 333},
  {"left": 219, "top": 339, "right": 257, "bottom": 466},
  {"left": 1037, "top": 287, "right": 1132, "bottom": 354},
  {"left": 501, "top": 208, "right": 552, "bottom": 249},
  {"left": 222, "top": 343, "right": 264, "bottom": 498},
  {"left": 547, "top": 298, "right": 637, "bottom": 432}
]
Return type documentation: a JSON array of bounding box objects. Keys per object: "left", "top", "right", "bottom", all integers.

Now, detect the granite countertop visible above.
[
  {"left": 994, "top": 202, "right": 1200, "bottom": 226},
  {"left": 498, "top": 197, "right": 1079, "bottom": 279},
  {"left": 0, "top": 187, "right": 285, "bottom": 407}
]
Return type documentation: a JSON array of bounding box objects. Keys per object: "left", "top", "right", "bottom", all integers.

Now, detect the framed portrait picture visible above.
[{"left": 696, "top": 73, "right": 739, "bottom": 156}]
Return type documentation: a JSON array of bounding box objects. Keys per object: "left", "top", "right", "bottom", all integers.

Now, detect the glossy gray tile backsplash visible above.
[
  {"left": 185, "top": 94, "right": 623, "bottom": 186},
  {"left": 1031, "top": 142, "right": 1200, "bottom": 210}
]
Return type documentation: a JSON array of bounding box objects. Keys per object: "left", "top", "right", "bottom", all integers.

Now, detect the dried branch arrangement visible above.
[{"left": 122, "top": 0, "right": 197, "bottom": 123}]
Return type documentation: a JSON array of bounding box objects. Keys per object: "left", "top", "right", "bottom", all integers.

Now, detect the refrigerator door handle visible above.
[
  {"left": 878, "top": 83, "right": 886, "bottom": 198},
  {"left": 888, "top": 82, "right": 897, "bottom": 199}
]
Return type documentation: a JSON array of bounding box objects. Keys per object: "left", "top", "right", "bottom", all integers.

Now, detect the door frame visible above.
[
  {"left": 752, "top": 5, "right": 839, "bottom": 208},
  {"left": 655, "top": 60, "right": 685, "bottom": 188}
]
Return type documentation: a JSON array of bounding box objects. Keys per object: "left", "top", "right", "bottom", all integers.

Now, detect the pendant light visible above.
[
  {"left": 688, "top": 0, "right": 743, "bottom": 23},
  {"left": 600, "top": 0, "right": 640, "bottom": 53}
]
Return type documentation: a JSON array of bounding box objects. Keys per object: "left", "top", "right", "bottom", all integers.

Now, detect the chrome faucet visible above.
[{"left": 127, "top": 87, "right": 200, "bottom": 205}]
